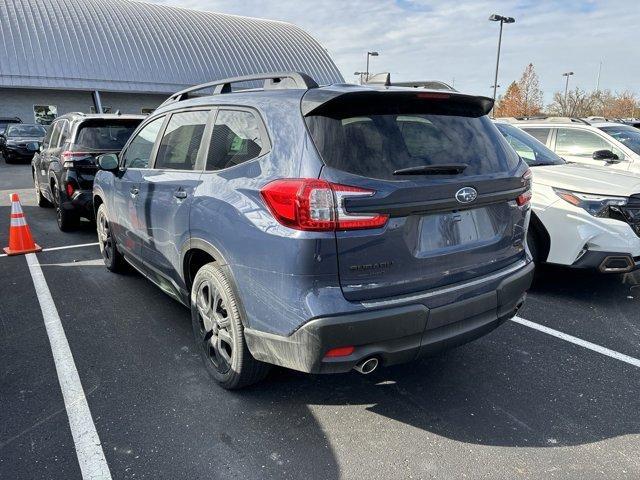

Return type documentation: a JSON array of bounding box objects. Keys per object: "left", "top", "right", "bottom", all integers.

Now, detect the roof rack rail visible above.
[
  {"left": 506, "top": 116, "right": 591, "bottom": 125},
  {"left": 160, "top": 72, "right": 319, "bottom": 107}
]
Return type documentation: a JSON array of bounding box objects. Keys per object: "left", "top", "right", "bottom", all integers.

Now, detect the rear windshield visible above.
[
  {"left": 305, "top": 113, "right": 519, "bottom": 180},
  {"left": 6, "top": 124, "right": 46, "bottom": 137},
  {"left": 75, "top": 120, "right": 141, "bottom": 150}
]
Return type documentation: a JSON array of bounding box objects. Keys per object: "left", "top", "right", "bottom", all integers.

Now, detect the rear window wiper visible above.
[{"left": 393, "top": 163, "right": 468, "bottom": 176}]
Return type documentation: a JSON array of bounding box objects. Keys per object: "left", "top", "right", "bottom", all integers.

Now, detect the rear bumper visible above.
[
  {"left": 61, "top": 189, "right": 94, "bottom": 219},
  {"left": 245, "top": 260, "right": 534, "bottom": 374},
  {"left": 570, "top": 250, "right": 640, "bottom": 273}
]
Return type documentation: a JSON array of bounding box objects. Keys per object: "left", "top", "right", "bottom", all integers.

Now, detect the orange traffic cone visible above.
[{"left": 3, "top": 193, "right": 42, "bottom": 255}]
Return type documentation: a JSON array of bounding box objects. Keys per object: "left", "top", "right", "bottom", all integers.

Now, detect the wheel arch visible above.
[
  {"left": 528, "top": 211, "right": 551, "bottom": 263},
  {"left": 181, "top": 239, "right": 251, "bottom": 327}
]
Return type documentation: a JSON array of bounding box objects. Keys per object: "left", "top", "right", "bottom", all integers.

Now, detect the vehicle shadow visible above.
[{"left": 243, "top": 332, "right": 640, "bottom": 449}]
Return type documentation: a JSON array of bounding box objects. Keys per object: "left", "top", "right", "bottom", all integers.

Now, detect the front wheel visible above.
[
  {"left": 96, "top": 203, "right": 126, "bottom": 273},
  {"left": 191, "top": 262, "right": 269, "bottom": 389}
]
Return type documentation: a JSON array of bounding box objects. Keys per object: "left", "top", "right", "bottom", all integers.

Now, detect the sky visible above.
[{"left": 147, "top": 0, "right": 639, "bottom": 104}]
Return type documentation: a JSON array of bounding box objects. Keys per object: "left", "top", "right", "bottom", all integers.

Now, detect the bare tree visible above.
[{"left": 547, "top": 87, "right": 597, "bottom": 117}]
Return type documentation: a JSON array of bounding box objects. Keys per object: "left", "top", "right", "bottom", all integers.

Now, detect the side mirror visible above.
[
  {"left": 97, "top": 153, "right": 119, "bottom": 171},
  {"left": 592, "top": 149, "right": 620, "bottom": 163},
  {"left": 26, "top": 142, "right": 39, "bottom": 152}
]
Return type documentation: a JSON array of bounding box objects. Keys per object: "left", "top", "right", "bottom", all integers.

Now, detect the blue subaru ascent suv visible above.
[{"left": 93, "top": 73, "right": 534, "bottom": 389}]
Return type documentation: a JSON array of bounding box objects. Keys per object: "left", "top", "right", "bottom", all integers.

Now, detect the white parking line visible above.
[
  {"left": 25, "top": 253, "right": 112, "bottom": 480},
  {"left": 0, "top": 241, "right": 98, "bottom": 258},
  {"left": 512, "top": 316, "right": 640, "bottom": 368}
]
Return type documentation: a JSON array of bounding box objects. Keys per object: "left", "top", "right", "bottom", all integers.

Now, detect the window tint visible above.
[
  {"left": 306, "top": 113, "right": 519, "bottom": 180},
  {"left": 41, "top": 125, "right": 53, "bottom": 148},
  {"left": 154, "top": 111, "right": 208, "bottom": 170},
  {"left": 495, "top": 123, "right": 564, "bottom": 166},
  {"left": 555, "top": 128, "right": 623, "bottom": 159},
  {"left": 58, "top": 120, "right": 71, "bottom": 146},
  {"left": 206, "top": 110, "right": 265, "bottom": 171},
  {"left": 48, "top": 122, "right": 62, "bottom": 149},
  {"left": 522, "top": 128, "right": 550, "bottom": 145},
  {"left": 121, "top": 116, "right": 164, "bottom": 169},
  {"left": 75, "top": 121, "right": 141, "bottom": 150}
]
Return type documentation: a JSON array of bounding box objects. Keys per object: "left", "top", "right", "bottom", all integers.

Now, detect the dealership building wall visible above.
[
  {"left": 0, "top": 0, "right": 343, "bottom": 124},
  {"left": 0, "top": 88, "right": 168, "bottom": 123}
]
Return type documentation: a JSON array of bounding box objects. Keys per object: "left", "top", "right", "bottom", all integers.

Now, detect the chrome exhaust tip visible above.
[
  {"left": 599, "top": 255, "right": 634, "bottom": 273},
  {"left": 353, "top": 357, "right": 379, "bottom": 375}
]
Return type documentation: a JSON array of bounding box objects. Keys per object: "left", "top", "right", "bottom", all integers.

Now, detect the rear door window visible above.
[
  {"left": 154, "top": 110, "right": 209, "bottom": 170},
  {"left": 48, "top": 121, "right": 63, "bottom": 149},
  {"left": 521, "top": 127, "right": 551, "bottom": 145},
  {"left": 206, "top": 109, "right": 266, "bottom": 171},
  {"left": 75, "top": 120, "right": 141, "bottom": 150},
  {"left": 305, "top": 113, "right": 518, "bottom": 180}
]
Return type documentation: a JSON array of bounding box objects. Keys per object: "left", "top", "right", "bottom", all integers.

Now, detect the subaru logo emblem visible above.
[{"left": 455, "top": 187, "right": 477, "bottom": 204}]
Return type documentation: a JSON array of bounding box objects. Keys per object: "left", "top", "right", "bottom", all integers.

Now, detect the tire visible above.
[
  {"left": 191, "top": 262, "right": 269, "bottom": 389},
  {"left": 96, "top": 203, "right": 126, "bottom": 273},
  {"left": 53, "top": 181, "right": 79, "bottom": 231},
  {"left": 4, "top": 153, "right": 13, "bottom": 164},
  {"left": 34, "top": 175, "right": 52, "bottom": 207}
]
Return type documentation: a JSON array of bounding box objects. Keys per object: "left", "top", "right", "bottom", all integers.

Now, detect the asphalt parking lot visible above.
[{"left": 0, "top": 160, "right": 639, "bottom": 480}]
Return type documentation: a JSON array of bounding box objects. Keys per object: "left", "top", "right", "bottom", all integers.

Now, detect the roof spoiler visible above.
[{"left": 301, "top": 89, "right": 494, "bottom": 118}]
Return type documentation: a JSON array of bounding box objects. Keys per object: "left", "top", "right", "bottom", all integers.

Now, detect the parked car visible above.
[
  {"left": 93, "top": 72, "right": 534, "bottom": 389},
  {"left": 0, "top": 116, "right": 22, "bottom": 132},
  {"left": 33, "top": 112, "right": 144, "bottom": 230},
  {"left": 505, "top": 117, "right": 640, "bottom": 173},
  {"left": 0, "top": 123, "right": 46, "bottom": 163},
  {"left": 496, "top": 121, "right": 640, "bottom": 273}
]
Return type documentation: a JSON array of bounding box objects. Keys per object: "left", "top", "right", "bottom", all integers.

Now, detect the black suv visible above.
[{"left": 33, "top": 113, "right": 144, "bottom": 230}]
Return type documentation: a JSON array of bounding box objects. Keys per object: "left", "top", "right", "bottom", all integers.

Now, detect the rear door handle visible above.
[
  {"left": 130, "top": 187, "right": 139, "bottom": 197},
  {"left": 174, "top": 190, "right": 187, "bottom": 200}
]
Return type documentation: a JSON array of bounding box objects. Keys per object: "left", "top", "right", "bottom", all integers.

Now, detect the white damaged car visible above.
[{"left": 496, "top": 122, "right": 640, "bottom": 273}]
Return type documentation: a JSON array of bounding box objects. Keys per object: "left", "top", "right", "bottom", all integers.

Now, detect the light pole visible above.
[
  {"left": 354, "top": 71, "right": 366, "bottom": 85},
  {"left": 365, "top": 51, "right": 379, "bottom": 82},
  {"left": 489, "top": 14, "right": 515, "bottom": 118},
  {"left": 562, "top": 71, "right": 574, "bottom": 115}
]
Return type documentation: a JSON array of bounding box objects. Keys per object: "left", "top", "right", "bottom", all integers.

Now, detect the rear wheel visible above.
[
  {"left": 53, "top": 181, "right": 79, "bottom": 231},
  {"left": 34, "top": 175, "right": 51, "bottom": 207},
  {"left": 96, "top": 203, "right": 126, "bottom": 273},
  {"left": 191, "top": 262, "right": 269, "bottom": 389},
  {"left": 4, "top": 152, "right": 13, "bottom": 164}
]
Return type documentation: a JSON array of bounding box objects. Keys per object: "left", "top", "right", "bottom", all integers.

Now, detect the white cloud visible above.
[{"left": 145, "top": 0, "right": 639, "bottom": 103}]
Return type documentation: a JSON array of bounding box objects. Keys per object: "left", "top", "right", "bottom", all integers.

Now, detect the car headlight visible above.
[{"left": 553, "top": 188, "right": 628, "bottom": 217}]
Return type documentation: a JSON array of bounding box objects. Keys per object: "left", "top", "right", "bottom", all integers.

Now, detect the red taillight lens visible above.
[
  {"left": 516, "top": 190, "right": 532, "bottom": 206},
  {"left": 517, "top": 169, "right": 532, "bottom": 206},
  {"left": 261, "top": 179, "right": 388, "bottom": 231},
  {"left": 324, "top": 346, "right": 355, "bottom": 358},
  {"left": 66, "top": 181, "right": 76, "bottom": 197}
]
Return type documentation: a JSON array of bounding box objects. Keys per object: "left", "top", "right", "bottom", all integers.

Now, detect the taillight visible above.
[
  {"left": 61, "top": 151, "right": 92, "bottom": 168},
  {"left": 66, "top": 180, "right": 76, "bottom": 197},
  {"left": 260, "top": 179, "right": 388, "bottom": 231},
  {"left": 517, "top": 169, "right": 532, "bottom": 207}
]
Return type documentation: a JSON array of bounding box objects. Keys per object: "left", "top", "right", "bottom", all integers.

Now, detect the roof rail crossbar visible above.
[{"left": 160, "top": 72, "right": 319, "bottom": 107}]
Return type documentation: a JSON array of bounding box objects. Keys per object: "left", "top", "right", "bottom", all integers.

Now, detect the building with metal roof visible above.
[{"left": 0, "top": 0, "right": 343, "bottom": 124}]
